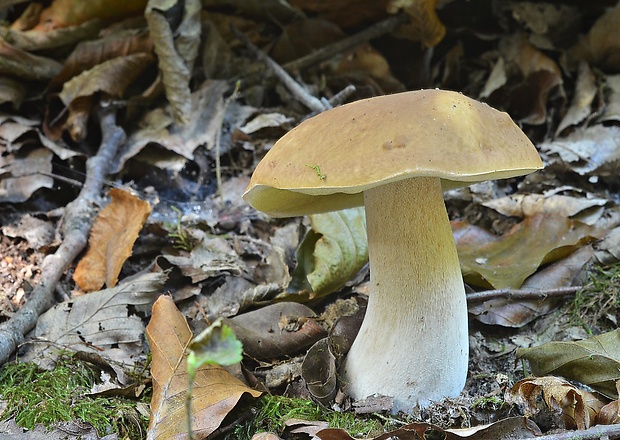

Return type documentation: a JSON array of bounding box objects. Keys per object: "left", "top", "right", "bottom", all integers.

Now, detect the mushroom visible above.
[{"left": 242, "top": 89, "right": 543, "bottom": 412}]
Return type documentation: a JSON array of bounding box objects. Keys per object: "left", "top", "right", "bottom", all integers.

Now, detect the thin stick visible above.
[
  {"left": 215, "top": 81, "right": 240, "bottom": 199},
  {"left": 283, "top": 14, "right": 410, "bottom": 74},
  {"left": 531, "top": 423, "right": 620, "bottom": 439},
  {"left": 0, "top": 102, "right": 125, "bottom": 365},
  {"left": 466, "top": 286, "right": 582, "bottom": 305},
  {"left": 231, "top": 25, "right": 327, "bottom": 113}
]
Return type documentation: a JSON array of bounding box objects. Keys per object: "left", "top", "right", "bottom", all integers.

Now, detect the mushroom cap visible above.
[{"left": 243, "top": 89, "right": 543, "bottom": 217}]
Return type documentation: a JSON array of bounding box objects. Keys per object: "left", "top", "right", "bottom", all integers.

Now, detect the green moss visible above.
[
  {"left": 569, "top": 264, "right": 620, "bottom": 334},
  {"left": 0, "top": 356, "right": 149, "bottom": 438},
  {"left": 230, "top": 394, "right": 382, "bottom": 439}
]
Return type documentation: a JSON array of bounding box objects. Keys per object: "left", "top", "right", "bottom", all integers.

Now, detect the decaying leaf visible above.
[
  {"left": 32, "top": 0, "right": 147, "bottom": 31},
  {"left": 0, "top": 39, "right": 63, "bottom": 81},
  {"left": 505, "top": 376, "right": 605, "bottom": 430},
  {"left": 114, "top": 79, "right": 229, "bottom": 171},
  {"left": 146, "top": 295, "right": 261, "bottom": 439},
  {"left": 28, "top": 271, "right": 166, "bottom": 367},
  {"left": 454, "top": 213, "right": 600, "bottom": 289},
  {"left": 226, "top": 302, "right": 327, "bottom": 360},
  {"left": 540, "top": 125, "right": 620, "bottom": 176},
  {"left": 289, "top": 207, "right": 367, "bottom": 299},
  {"left": 469, "top": 245, "right": 593, "bottom": 327},
  {"left": 483, "top": 193, "right": 609, "bottom": 227},
  {"left": 0, "top": 147, "right": 53, "bottom": 203},
  {"left": 569, "top": 2, "right": 620, "bottom": 72},
  {"left": 555, "top": 61, "right": 597, "bottom": 136},
  {"left": 315, "top": 417, "right": 541, "bottom": 439},
  {"left": 517, "top": 329, "right": 620, "bottom": 399},
  {"left": 59, "top": 53, "right": 155, "bottom": 107},
  {"left": 146, "top": 0, "right": 201, "bottom": 125},
  {"left": 73, "top": 188, "right": 152, "bottom": 292}
]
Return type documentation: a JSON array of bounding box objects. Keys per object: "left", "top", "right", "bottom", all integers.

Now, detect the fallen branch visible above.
[
  {"left": 466, "top": 286, "right": 582, "bottom": 304},
  {"left": 0, "top": 102, "right": 125, "bottom": 365},
  {"left": 533, "top": 423, "right": 620, "bottom": 440}
]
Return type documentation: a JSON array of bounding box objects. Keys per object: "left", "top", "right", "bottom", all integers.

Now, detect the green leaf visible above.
[
  {"left": 516, "top": 329, "right": 620, "bottom": 399},
  {"left": 290, "top": 207, "right": 367, "bottom": 298},
  {"left": 187, "top": 318, "right": 243, "bottom": 377}
]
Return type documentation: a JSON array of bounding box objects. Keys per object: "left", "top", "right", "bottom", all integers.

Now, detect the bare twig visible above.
[
  {"left": 232, "top": 25, "right": 327, "bottom": 113},
  {"left": 215, "top": 81, "right": 241, "bottom": 199},
  {"left": 532, "top": 423, "right": 620, "bottom": 439},
  {"left": 0, "top": 101, "right": 126, "bottom": 365},
  {"left": 282, "top": 13, "right": 410, "bottom": 74},
  {"left": 466, "top": 286, "right": 582, "bottom": 305}
]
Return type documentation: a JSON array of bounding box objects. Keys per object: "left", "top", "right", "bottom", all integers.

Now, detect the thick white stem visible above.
[{"left": 342, "top": 177, "right": 469, "bottom": 412}]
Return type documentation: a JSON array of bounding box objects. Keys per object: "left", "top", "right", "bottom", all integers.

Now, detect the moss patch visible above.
[
  {"left": 0, "top": 356, "right": 148, "bottom": 437},
  {"left": 232, "top": 395, "right": 383, "bottom": 439}
]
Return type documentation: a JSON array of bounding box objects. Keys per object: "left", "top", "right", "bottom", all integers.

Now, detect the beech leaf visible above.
[
  {"left": 146, "top": 295, "right": 261, "bottom": 439},
  {"left": 517, "top": 329, "right": 620, "bottom": 399},
  {"left": 290, "top": 207, "right": 367, "bottom": 298},
  {"left": 28, "top": 271, "right": 166, "bottom": 366},
  {"left": 73, "top": 188, "right": 152, "bottom": 292},
  {"left": 506, "top": 376, "right": 605, "bottom": 430},
  {"left": 454, "top": 213, "right": 600, "bottom": 289}
]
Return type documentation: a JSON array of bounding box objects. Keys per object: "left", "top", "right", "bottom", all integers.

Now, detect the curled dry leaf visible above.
[
  {"left": 59, "top": 52, "right": 155, "bottom": 107},
  {"left": 50, "top": 28, "right": 154, "bottom": 90},
  {"left": 146, "top": 295, "right": 261, "bottom": 439},
  {"left": 73, "top": 188, "right": 152, "bottom": 292},
  {"left": 0, "top": 147, "right": 53, "bottom": 203},
  {"left": 483, "top": 193, "right": 609, "bottom": 227},
  {"left": 506, "top": 376, "right": 605, "bottom": 430},
  {"left": 315, "top": 417, "right": 541, "bottom": 439},
  {"left": 225, "top": 302, "right": 327, "bottom": 360},
  {"left": 555, "top": 61, "right": 597, "bottom": 136},
  {"left": 569, "top": 2, "right": 620, "bottom": 72},
  {"left": 289, "top": 207, "right": 368, "bottom": 299},
  {"left": 0, "top": 39, "right": 63, "bottom": 81},
  {"left": 146, "top": 0, "right": 201, "bottom": 125},
  {"left": 27, "top": 271, "right": 166, "bottom": 367},
  {"left": 454, "top": 213, "right": 600, "bottom": 289},
  {"left": 540, "top": 125, "right": 620, "bottom": 176},
  {"left": 517, "top": 329, "right": 620, "bottom": 399},
  {"left": 32, "top": 0, "right": 147, "bottom": 31}
]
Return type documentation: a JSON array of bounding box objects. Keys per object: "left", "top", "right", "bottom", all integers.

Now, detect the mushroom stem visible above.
[{"left": 342, "top": 177, "right": 469, "bottom": 412}]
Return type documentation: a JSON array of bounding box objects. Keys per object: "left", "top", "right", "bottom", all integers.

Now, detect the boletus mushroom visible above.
[{"left": 242, "top": 89, "right": 543, "bottom": 412}]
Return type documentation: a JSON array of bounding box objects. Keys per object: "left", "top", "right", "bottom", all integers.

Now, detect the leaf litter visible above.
[{"left": 2, "top": 0, "right": 620, "bottom": 439}]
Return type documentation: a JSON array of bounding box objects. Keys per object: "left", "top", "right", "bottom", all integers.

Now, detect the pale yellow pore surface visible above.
[
  {"left": 342, "top": 177, "right": 469, "bottom": 411},
  {"left": 243, "top": 89, "right": 542, "bottom": 217}
]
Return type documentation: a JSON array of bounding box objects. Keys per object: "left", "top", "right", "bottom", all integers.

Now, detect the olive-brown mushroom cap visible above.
[{"left": 243, "top": 89, "right": 543, "bottom": 217}]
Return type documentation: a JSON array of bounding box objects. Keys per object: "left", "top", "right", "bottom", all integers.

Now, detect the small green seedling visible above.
[
  {"left": 164, "top": 206, "right": 195, "bottom": 251},
  {"left": 305, "top": 164, "right": 327, "bottom": 180},
  {"left": 186, "top": 318, "right": 243, "bottom": 439}
]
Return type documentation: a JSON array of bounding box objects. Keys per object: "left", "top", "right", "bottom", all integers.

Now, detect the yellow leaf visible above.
[{"left": 146, "top": 295, "right": 261, "bottom": 439}]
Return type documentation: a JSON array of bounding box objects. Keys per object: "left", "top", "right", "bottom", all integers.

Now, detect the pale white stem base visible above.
[{"left": 342, "top": 177, "right": 469, "bottom": 413}]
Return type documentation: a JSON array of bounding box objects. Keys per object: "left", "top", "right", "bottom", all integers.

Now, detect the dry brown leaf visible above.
[
  {"left": 33, "top": 0, "right": 147, "bottom": 31},
  {"left": 495, "top": 32, "right": 564, "bottom": 124},
  {"left": 555, "top": 61, "right": 597, "bottom": 136},
  {"left": 388, "top": 0, "right": 445, "bottom": 47},
  {"left": 0, "top": 39, "right": 63, "bottom": 82},
  {"left": 146, "top": 0, "right": 201, "bottom": 125},
  {"left": 59, "top": 52, "right": 155, "bottom": 107},
  {"left": 147, "top": 295, "right": 261, "bottom": 439},
  {"left": 73, "top": 188, "right": 152, "bottom": 292},
  {"left": 569, "top": 2, "right": 620, "bottom": 72},
  {"left": 316, "top": 417, "right": 541, "bottom": 439},
  {"left": 454, "top": 213, "right": 600, "bottom": 290},
  {"left": 0, "top": 147, "right": 53, "bottom": 203},
  {"left": 483, "top": 193, "right": 609, "bottom": 226},
  {"left": 506, "top": 376, "right": 605, "bottom": 430},
  {"left": 50, "top": 28, "right": 153, "bottom": 91},
  {"left": 25, "top": 271, "right": 166, "bottom": 368}
]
